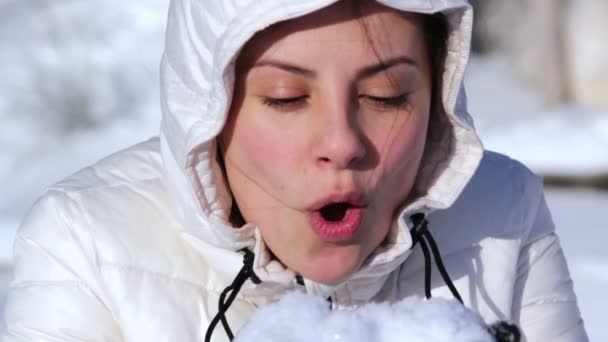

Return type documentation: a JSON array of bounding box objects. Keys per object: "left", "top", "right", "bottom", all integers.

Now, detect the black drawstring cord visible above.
[
  {"left": 410, "top": 214, "right": 520, "bottom": 342},
  {"left": 416, "top": 227, "right": 433, "bottom": 300},
  {"left": 421, "top": 228, "right": 463, "bottom": 303},
  {"left": 410, "top": 213, "right": 463, "bottom": 303},
  {"left": 204, "top": 217, "right": 519, "bottom": 341},
  {"left": 205, "top": 248, "right": 261, "bottom": 342}
]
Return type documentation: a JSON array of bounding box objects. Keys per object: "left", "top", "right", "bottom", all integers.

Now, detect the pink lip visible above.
[
  {"left": 309, "top": 206, "right": 364, "bottom": 241},
  {"left": 309, "top": 192, "right": 366, "bottom": 211},
  {"left": 308, "top": 192, "right": 367, "bottom": 241}
]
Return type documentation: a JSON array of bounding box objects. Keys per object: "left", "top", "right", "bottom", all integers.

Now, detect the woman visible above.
[{"left": 2, "top": 0, "right": 588, "bottom": 341}]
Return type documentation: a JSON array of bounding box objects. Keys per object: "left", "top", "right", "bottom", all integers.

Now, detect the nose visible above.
[{"left": 314, "top": 106, "right": 367, "bottom": 170}]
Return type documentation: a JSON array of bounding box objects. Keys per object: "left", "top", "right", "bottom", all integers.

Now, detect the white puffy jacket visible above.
[{"left": 2, "top": 0, "right": 588, "bottom": 341}]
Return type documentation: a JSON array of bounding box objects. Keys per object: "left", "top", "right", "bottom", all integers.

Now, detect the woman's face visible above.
[{"left": 220, "top": 1, "right": 432, "bottom": 284}]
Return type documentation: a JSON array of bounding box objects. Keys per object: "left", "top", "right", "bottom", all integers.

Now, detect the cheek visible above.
[
  {"left": 245, "top": 128, "right": 291, "bottom": 167},
  {"left": 229, "top": 113, "right": 304, "bottom": 190},
  {"left": 373, "top": 113, "right": 429, "bottom": 176}
]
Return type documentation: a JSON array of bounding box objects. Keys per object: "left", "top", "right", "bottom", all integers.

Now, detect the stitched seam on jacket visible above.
[
  {"left": 518, "top": 301, "right": 583, "bottom": 333},
  {"left": 554, "top": 318, "right": 586, "bottom": 338},
  {"left": 520, "top": 297, "right": 577, "bottom": 309},
  {"left": 514, "top": 233, "right": 563, "bottom": 289},
  {"left": 100, "top": 261, "right": 224, "bottom": 296},
  {"left": 48, "top": 176, "right": 162, "bottom": 195},
  {"left": 46, "top": 191, "right": 127, "bottom": 339},
  {"left": 100, "top": 262, "right": 259, "bottom": 305},
  {"left": 14, "top": 235, "right": 96, "bottom": 282},
  {"left": 6, "top": 322, "right": 89, "bottom": 342},
  {"left": 11, "top": 279, "right": 93, "bottom": 290}
]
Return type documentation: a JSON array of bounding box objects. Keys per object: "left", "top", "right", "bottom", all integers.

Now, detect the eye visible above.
[
  {"left": 262, "top": 96, "right": 308, "bottom": 111},
  {"left": 362, "top": 94, "right": 410, "bottom": 110}
]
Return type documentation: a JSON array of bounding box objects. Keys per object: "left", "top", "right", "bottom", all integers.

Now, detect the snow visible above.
[
  {"left": 466, "top": 55, "right": 608, "bottom": 179},
  {"left": 0, "top": 0, "right": 165, "bottom": 223},
  {"left": 482, "top": 109, "right": 608, "bottom": 177},
  {"left": 235, "top": 292, "right": 494, "bottom": 342},
  {"left": 0, "top": 114, "right": 159, "bottom": 222},
  {"left": 0, "top": 1, "right": 606, "bottom": 341}
]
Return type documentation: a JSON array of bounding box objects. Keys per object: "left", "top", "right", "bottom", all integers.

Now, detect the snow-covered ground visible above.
[
  {"left": 467, "top": 56, "right": 608, "bottom": 179},
  {"left": 1, "top": 1, "right": 606, "bottom": 340},
  {"left": 0, "top": 0, "right": 165, "bottom": 224}
]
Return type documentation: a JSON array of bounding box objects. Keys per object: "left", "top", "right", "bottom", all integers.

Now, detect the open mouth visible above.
[
  {"left": 309, "top": 200, "right": 365, "bottom": 241},
  {"left": 319, "top": 202, "right": 350, "bottom": 222}
]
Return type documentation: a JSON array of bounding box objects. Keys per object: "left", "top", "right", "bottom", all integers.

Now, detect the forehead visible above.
[{"left": 237, "top": 1, "right": 426, "bottom": 69}]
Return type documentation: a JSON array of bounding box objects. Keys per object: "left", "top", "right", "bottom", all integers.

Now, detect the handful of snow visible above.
[{"left": 236, "top": 292, "right": 494, "bottom": 342}]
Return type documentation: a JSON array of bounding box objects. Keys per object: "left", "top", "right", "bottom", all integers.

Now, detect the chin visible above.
[{"left": 295, "top": 246, "right": 365, "bottom": 285}]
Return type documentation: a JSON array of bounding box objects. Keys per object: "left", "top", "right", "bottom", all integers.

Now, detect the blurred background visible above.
[{"left": 1, "top": 0, "right": 607, "bottom": 339}]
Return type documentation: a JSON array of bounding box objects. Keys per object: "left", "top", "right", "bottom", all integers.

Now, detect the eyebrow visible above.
[
  {"left": 252, "top": 56, "right": 418, "bottom": 79},
  {"left": 358, "top": 57, "right": 418, "bottom": 79},
  {"left": 253, "top": 60, "right": 316, "bottom": 77}
]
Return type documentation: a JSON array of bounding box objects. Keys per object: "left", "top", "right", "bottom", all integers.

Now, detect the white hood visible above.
[{"left": 159, "top": 0, "right": 483, "bottom": 300}]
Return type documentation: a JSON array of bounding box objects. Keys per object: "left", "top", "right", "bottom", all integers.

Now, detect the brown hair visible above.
[
  {"left": 422, "top": 13, "right": 449, "bottom": 118},
  {"left": 352, "top": 0, "right": 449, "bottom": 118}
]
